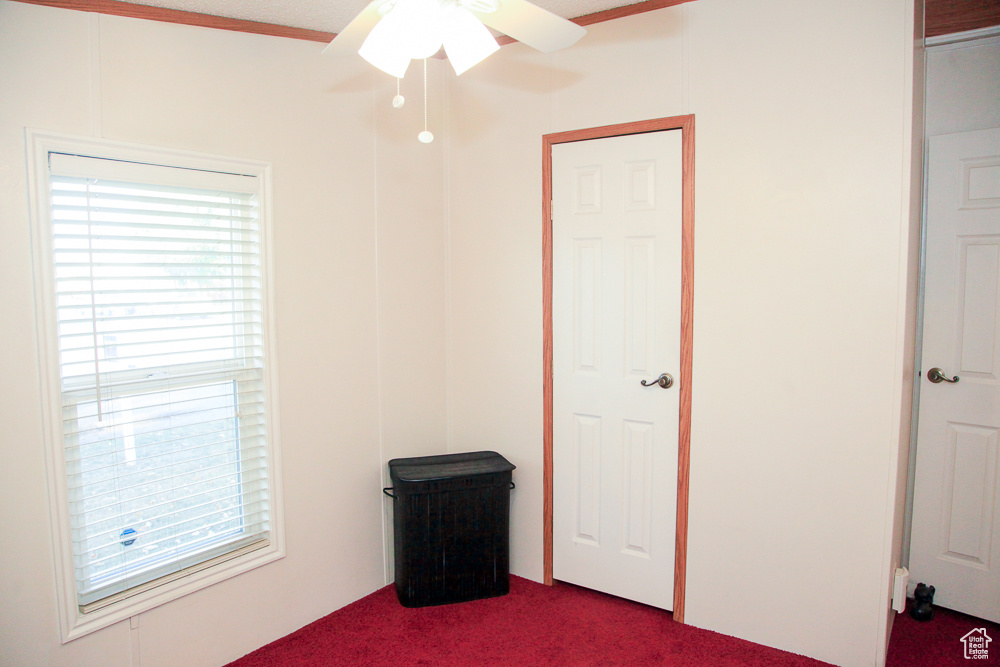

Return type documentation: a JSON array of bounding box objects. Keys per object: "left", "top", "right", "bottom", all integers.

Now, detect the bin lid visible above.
[{"left": 388, "top": 450, "right": 515, "bottom": 483}]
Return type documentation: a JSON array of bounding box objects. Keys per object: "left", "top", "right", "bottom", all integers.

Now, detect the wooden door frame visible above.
[{"left": 542, "top": 114, "right": 695, "bottom": 622}]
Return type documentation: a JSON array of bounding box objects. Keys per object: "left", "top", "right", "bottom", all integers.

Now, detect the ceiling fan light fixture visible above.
[
  {"left": 441, "top": 4, "right": 500, "bottom": 75},
  {"left": 398, "top": 0, "right": 446, "bottom": 59},
  {"left": 358, "top": 28, "right": 413, "bottom": 78},
  {"left": 326, "top": 0, "right": 586, "bottom": 143},
  {"left": 359, "top": 0, "right": 446, "bottom": 77}
]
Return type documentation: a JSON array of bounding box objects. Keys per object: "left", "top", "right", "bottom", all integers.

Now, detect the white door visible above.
[
  {"left": 551, "top": 130, "right": 682, "bottom": 610},
  {"left": 910, "top": 127, "right": 1000, "bottom": 623}
]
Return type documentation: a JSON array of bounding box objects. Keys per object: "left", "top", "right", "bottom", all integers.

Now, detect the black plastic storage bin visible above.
[{"left": 385, "top": 451, "right": 515, "bottom": 608}]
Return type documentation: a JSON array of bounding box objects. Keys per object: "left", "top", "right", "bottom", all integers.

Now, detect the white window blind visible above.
[{"left": 46, "top": 152, "right": 273, "bottom": 611}]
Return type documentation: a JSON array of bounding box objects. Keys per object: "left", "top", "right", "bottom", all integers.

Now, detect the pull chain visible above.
[
  {"left": 393, "top": 77, "right": 404, "bottom": 109},
  {"left": 418, "top": 59, "right": 434, "bottom": 143}
]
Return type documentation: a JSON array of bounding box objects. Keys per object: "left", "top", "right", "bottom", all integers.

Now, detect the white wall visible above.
[
  {"left": 444, "top": 2, "right": 918, "bottom": 666},
  {"left": 1, "top": 1, "right": 922, "bottom": 666},
  {"left": 372, "top": 65, "right": 450, "bottom": 580},
  {"left": 0, "top": 2, "right": 448, "bottom": 665}
]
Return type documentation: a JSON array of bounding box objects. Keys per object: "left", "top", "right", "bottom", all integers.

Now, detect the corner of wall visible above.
[
  {"left": 373, "top": 60, "right": 452, "bottom": 581},
  {"left": 875, "top": 1, "right": 926, "bottom": 662}
]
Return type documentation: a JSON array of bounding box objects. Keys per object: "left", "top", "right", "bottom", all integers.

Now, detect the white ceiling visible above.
[{"left": 113, "top": 0, "right": 649, "bottom": 34}]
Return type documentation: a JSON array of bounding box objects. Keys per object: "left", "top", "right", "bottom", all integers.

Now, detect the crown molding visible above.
[{"left": 9, "top": 0, "right": 694, "bottom": 44}]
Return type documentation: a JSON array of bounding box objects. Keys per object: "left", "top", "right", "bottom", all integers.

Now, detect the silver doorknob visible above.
[
  {"left": 927, "top": 367, "right": 959, "bottom": 384},
  {"left": 640, "top": 373, "right": 674, "bottom": 389}
]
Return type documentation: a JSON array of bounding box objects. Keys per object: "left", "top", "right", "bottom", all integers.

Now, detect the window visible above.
[{"left": 28, "top": 132, "right": 283, "bottom": 641}]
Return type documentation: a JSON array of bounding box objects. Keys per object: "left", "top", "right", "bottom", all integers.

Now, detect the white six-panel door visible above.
[
  {"left": 910, "top": 127, "right": 1000, "bottom": 623},
  {"left": 551, "top": 130, "right": 682, "bottom": 610}
]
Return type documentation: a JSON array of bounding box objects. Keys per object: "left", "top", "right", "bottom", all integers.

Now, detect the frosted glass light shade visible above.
[
  {"left": 399, "top": 0, "right": 445, "bottom": 58},
  {"left": 359, "top": 0, "right": 446, "bottom": 77},
  {"left": 441, "top": 4, "right": 500, "bottom": 75},
  {"left": 358, "top": 33, "right": 412, "bottom": 78}
]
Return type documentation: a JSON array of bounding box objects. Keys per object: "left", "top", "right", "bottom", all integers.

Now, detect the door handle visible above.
[
  {"left": 927, "top": 367, "right": 959, "bottom": 384},
  {"left": 640, "top": 373, "right": 674, "bottom": 389}
]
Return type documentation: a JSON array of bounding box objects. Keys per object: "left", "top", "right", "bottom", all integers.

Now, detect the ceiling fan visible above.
[{"left": 323, "top": 0, "right": 587, "bottom": 78}]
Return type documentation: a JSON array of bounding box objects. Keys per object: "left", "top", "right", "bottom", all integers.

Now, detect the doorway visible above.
[
  {"left": 904, "top": 30, "right": 1000, "bottom": 626},
  {"left": 542, "top": 115, "right": 695, "bottom": 622}
]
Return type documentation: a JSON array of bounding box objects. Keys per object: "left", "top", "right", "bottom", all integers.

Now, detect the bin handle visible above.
[{"left": 510, "top": 482, "right": 515, "bottom": 490}]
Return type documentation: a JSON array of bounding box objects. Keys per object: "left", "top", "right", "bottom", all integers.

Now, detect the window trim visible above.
[{"left": 26, "top": 129, "right": 284, "bottom": 643}]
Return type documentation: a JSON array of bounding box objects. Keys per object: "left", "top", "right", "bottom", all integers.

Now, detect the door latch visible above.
[
  {"left": 927, "top": 367, "right": 959, "bottom": 384},
  {"left": 640, "top": 373, "right": 674, "bottom": 389}
]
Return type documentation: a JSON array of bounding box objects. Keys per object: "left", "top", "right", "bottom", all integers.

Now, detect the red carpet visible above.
[
  {"left": 887, "top": 599, "right": 999, "bottom": 666},
  {"left": 226, "top": 577, "right": 999, "bottom": 666},
  {"left": 225, "top": 576, "right": 830, "bottom": 666}
]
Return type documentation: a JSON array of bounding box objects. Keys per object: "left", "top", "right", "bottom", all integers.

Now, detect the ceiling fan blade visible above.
[
  {"left": 468, "top": 0, "right": 586, "bottom": 53},
  {"left": 322, "top": 0, "right": 388, "bottom": 55}
]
